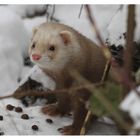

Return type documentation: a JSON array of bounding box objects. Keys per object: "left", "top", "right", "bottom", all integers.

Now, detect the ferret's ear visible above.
[{"left": 60, "top": 30, "right": 72, "bottom": 45}]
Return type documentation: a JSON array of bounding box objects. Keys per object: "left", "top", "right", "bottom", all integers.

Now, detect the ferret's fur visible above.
[{"left": 29, "top": 22, "right": 107, "bottom": 135}]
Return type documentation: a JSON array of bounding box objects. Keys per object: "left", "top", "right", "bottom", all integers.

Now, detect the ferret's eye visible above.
[
  {"left": 31, "top": 43, "right": 35, "bottom": 49},
  {"left": 48, "top": 45, "right": 55, "bottom": 51}
]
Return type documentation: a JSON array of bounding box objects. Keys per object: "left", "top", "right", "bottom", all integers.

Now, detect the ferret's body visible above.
[{"left": 29, "top": 23, "right": 107, "bottom": 135}]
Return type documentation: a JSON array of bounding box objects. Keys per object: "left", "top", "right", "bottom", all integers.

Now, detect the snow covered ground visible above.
[
  {"left": 0, "top": 7, "right": 29, "bottom": 95},
  {"left": 0, "top": 4, "right": 139, "bottom": 135},
  {"left": 120, "top": 86, "right": 140, "bottom": 133},
  {"left": 0, "top": 98, "right": 119, "bottom": 135}
]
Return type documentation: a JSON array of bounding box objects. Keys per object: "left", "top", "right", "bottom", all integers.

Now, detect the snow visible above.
[
  {"left": 24, "top": 16, "right": 46, "bottom": 38},
  {"left": 8, "top": 5, "right": 46, "bottom": 18},
  {"left": 0, "top": 98, "right": 73, "bottom": 135},
  {"left": 0, "top": 4, "right": 139, "bottom": 135},
  {"left": 0, "top": 7, "right": 30, "bottom": 58},
  {"left": 0, "top": 97, "right": 119, "bottom": 135},
  {"left": 0, "top": 6, "right": 31, "bottom": 95},
  {"left": 107, "top": 6, "right": 127, "bottom": 46},
  {"left": 120, "top": 86, "right": 140, "bottom": 129},
  {"left": 0, "top": 70, "right": 119, "bottom": 135},
  {"left": 54, "top": 5, "right": 121, "bottom": 44},
  {"left": 0, "top": 38, "right": 22, "bottom": 95},
  {"left": 19, "top": 65, "right": 56, "bottom": 90},
  {"left": 107, "top": 5, "right": 140, "bottom": 45}
]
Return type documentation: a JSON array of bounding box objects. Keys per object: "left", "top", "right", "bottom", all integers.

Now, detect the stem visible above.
[
  {"left": 0, "top": 83, "right": 104, "bottom": 100},
  {"left": 122, "top": 5, "right": 136, "bottom": 93},
  {"left": 0, "top": 95, "right": 13, "bottom": 99},
  {"left": 84, "top": 5, "right": 104, "bottom": 47}
]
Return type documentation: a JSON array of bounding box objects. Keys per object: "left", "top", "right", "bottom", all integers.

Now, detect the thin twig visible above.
[
  {"left": 84, "top": 5, "right": 104, "bottom": 47},
  {"left": 45, "top": 4, "right": 50, "bottom": 22},
  {"left": 50, "top": 5, "right": 55, "bottom": 21},
  {"left": 101, "top": 59, "right": 111, "bottom": 81},
  {"left": 0, "top": 83, "right": 104, "bottom": 100},
  {"left": 78, "top": 5, "right": 83, "bottom": 18},
  {"left": 0, "top": 95, "right": 13, "bottom": 100},
  {"left": 46, "top": 5, "right": 59, "bottom": 22},
  {"left": 80, "top": 111, "right": 91, "bottom": 134}
]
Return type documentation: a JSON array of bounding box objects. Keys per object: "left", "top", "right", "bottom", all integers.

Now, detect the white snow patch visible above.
[
  {"left": 107, "top": 5, "right": 140, "bottom": 46},
  {"left": 23, "top": 5, "right": 122, "bottom": 46},
  {"left": 0, "top": 98, "right": 72, "bottom": 135},
  {"left": 8, "top": 5, "right": 46, "bottom": 18},
  {"left": 0, "top": 7, "right": 30, "bottom": 58},
  {"left": 54, "top": 5, "right": 120, "bottom": 45},
  {"left": 0, "top": 7, "right": 31, "bottom": 95},
  {"left": 120, "top": 86, "right": 140, "bottom": 129},
  {"left": 24, "top": 16, "right": 46, "bottom": 38},
  {"left": 0, "top": 37, "right": 22, "bottom": 95},
  {"left": 20, "top": 65, "right": 56, "bottom": 91}
]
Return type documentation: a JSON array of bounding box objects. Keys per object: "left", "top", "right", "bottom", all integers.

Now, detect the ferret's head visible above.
[{"left": 29, "top": 23, "right": 80, "bottom": 71}]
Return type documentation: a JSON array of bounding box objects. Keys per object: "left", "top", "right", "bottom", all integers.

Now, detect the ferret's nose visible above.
[{"left": 32, "top": 54, "right": 41, "bottom": 61}]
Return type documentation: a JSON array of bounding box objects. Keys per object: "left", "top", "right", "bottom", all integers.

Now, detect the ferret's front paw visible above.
[
  {"left": 41, "top": 104, "right": 61, "bottom": 116},
  {"left": 59, "top": 125, "right": 80, "bottom": 135}
]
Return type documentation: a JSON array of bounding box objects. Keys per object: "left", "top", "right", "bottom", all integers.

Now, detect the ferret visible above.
[{"left": 29, "top": 22, "right": 107, "bottom": 135}]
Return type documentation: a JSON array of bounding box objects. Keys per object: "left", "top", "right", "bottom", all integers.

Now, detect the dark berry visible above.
[
  {"left": 46, "top": 118, "right": 53, "bottom": 124},
  {"left": 31, "top": 125, "right": 38, "bottom": 131},
  {"left": 6, "top": 104, "right": 15, "bottom": 111},
  {"left": 21, "top": 114, "right": 29, "bottom": 120},
  {"left": 0, "top": 115, "right": 3, "bottom": 121},
  {"left": 57, "top": 128, "right": 63, "bottom": 131},
  {"left": 15, "top": 107, "right": 23, "bottom": 113}
]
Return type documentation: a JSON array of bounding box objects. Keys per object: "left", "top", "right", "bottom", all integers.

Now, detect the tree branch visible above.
[
  {"left": 122, "top": 5, "right": 136, "bottom": 91},
  {"left": 0, "top": 83, "right": 104, "bottom": 100}
]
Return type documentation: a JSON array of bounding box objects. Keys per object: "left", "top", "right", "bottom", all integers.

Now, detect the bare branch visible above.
[
  {"left": 50, "top": 5, "right": 56, "bottom": 21},
  {"left": 85, "top": 5, "right": 105, "bottom": 47},
  {"left": 0, "top": 82, "right": 104, "bottom": 100},
  {"left": 122, "top": 5, "right": 136, "bottom": 91},
  {"left": 78, "top": 5, "right": 83, "bottom": 18},
  {"left": 45, "top": 4, "right": 59, "bottom": 22}
]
